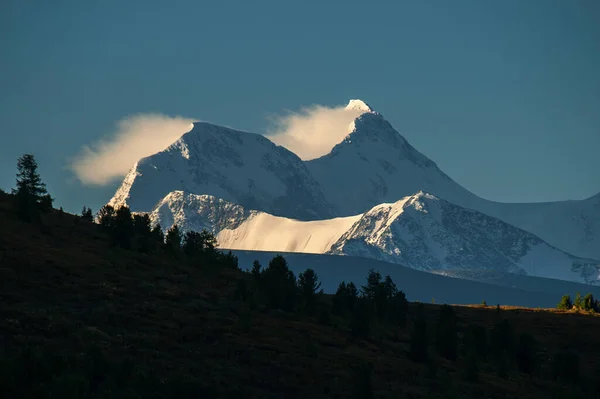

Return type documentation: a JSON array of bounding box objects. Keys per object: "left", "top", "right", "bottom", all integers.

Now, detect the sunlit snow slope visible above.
[
  {"left": 145, "top": 190, "right": 600, "bottom": 285},
  {"left": 147, "top": 191, "right": 360, "bottom": 254}
]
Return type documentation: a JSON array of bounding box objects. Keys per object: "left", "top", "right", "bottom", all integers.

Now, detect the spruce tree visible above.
[
  {"left": 573, "top": 292, "right": 582, "bottom": 309},
  {"left": 251, "top": 260, "right": 262, "bottom": 278},
  {"left": 297, "top": 268, "right": 322, "bottom": 314},
  {"left": 347, "top": 282, "right": 358, "bottom": 310},
  {"left": 165, "top": 225, "right": 182, "bottom": 253},
  {"left": 582, "top": 293, "right": 596, "bottom": 312},
  {"left": 150, "top": 224, "right": 165, "bottom": 250},
  {"left": 557, "top": 294, "right": 573, "bottom": 310},
  {"left": 218, "top": 250, "right": 239, "bottom": 270},
  {"left": 182, "top": 229, "right": 218, "bottom": 260},
  {"left": 198, "top": 229, "right": 218, "bottom": 255},
  {"left": 333, "top": 281, "right": 359, "bottom": 316},
  {"left": 182, "top": 230, "right": 204, "bottom": 258},
  {"left": 132, "top": 214, "right": 152, "bottom": 252},
  {"left": 12, "top": 154, "right": 51, "bottom": 220},
  {"left": 97, "top": 205, "right": 116, "bottom": 229},
  {"left": 261, "top": 255, "right": 297, "bottom": 312},
  {"left": 361, "top": 269, "right": 382, "bottom": 300},
  {"left": 113, "top": 206, "right": 134, "bottom": 249},
  {"left": 81, "top": 206, "right": 94, "bottom": 222}
]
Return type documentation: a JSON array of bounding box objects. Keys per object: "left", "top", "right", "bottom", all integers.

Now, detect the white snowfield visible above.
[
  {"left": 217, "top": 213, "right": 362, "bottom": 254},
  {"left": 108, "top": 98, "right": 600, "bottom": 284}
]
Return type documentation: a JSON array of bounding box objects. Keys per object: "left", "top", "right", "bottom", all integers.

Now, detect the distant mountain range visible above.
[{"left": 108, "top": 99, "right": 600, "bottom": 285}]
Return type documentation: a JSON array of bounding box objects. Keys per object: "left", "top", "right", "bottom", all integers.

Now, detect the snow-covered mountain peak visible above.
[
  {"left": 328, "top": 194, "right": 600, "bottom": 285},
  {"left": 107, "top": 122, "right": 336, "bottom": 219},
  {"left": 345, "top": 99, "right": 373, "bottom": 113},
  {"left": 342, "top": 112, "right": 421, "bottom": 153},
  {"left": 356, "top": 192, "right": 443, "bottom": 233}
]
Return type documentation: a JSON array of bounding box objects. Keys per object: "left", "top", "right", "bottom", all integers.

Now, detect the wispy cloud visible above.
[
  {"left": 70, "top": 113, "right": 195, "bottom": 185},
  {"left": 265, "top": 104, "right": 364, "bottom": 160}
]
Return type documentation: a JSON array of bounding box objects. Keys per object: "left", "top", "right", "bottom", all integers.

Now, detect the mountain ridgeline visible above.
[{"left": 107, "top": 99, "right": 600, "bottom": 284}]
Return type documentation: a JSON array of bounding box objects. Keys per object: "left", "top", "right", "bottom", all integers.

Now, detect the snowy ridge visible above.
[
  {"left": 145, "top": 190, "right": 600, "bottom": 285},
  {"left": 146, "top": 191, "right": 360, "bottom": 254},
  {"left": 149, "top": 191, "right": 256, "bottom": 234},
  {"left": 327, "top": 192, "right": 600, "bottom": 285}
]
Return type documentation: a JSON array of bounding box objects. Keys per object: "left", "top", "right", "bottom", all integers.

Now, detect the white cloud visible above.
[
  {"left": 265, "top": 104, "right": 365, "bottom": 160},
  {"left": 71, "top": 113, "right": 195, "bottom": 185}
]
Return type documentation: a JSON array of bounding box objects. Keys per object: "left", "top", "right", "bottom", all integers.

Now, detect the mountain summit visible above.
[
  {"left": 109, "top": 122, "right": 336, "bottom": 220},
  {"left": 345, "top": 99, "right": 373, "bottom": 112},
  {"left": 108, "top": 99, "right": 600, "bottom": 260}
]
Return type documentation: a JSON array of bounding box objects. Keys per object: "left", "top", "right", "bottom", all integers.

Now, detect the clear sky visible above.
[{"left": 1, "top": 0, "right": 599, "bottom": 213}]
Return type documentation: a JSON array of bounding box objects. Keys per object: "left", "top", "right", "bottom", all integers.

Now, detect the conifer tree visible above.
[
  {"left": 165, "top": 225, "right": 182, "bottom": 253},
  {"left": 218, "top": 250, "right": 239, "bottom": 270},
  {"left": 198, "top": 229, "right": 218, "bottom": 254},
  {"left": 182, "top": 229, "right": 218, "bottom": 260},
  {"left": 261, "top": 255, "right": 297, "bottom": 311},
  {"left": 133, "top": 214, "right": 152, "bottom": 252},
  {"left": 97, "top": 205, "right": 116, "bottom": 229},
  {"left": 361, "top": 269, "right": 382, "bottom": 300},
  {"left": 182, "top": 230, "right": 203, "bottom": 258},
  {"left": 333, "top": 281, "right": 358, "bottom": 316},
  {"left": 297, "top": 268, "right": 322, "bottom": 314},
  {"left": 81, "top": 206, "right": 94, "bottom": 222},
  {"left": 582, "top": 293, "right": 597, "bottom": 312},
  {"left": 251, "top": 260, "right": 262, "bottom": 280},
  {"left": 389, "top": 290, "right": 409, "bottom": 328},
  {"left": 113, "top": 206, "right": 134, "bottom": 249},
  {"left": 150, "top": 224, "right": 165, "bottom": 250},
  {"left": 557, "top": 294, "right": 573, "bottom": 310},
  {"left": 12, "top": 154, "right": 52, "bottom": 220},
  {"left": 573, "top": 292, "right": 582, "bottom": 309}
]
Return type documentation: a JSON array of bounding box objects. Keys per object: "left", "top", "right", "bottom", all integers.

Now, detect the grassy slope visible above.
[{"left": 1, "top": 192, "right": 599, "bottom": 399}]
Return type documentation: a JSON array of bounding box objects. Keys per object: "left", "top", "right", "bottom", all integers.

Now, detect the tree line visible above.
[{"left": 557, "top": 292, "right": 599, "bottom": 313}]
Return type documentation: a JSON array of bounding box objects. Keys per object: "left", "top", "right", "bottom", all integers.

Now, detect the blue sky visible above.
[{"left": 1, "top": 0, "right": 598, "bottom": 213}]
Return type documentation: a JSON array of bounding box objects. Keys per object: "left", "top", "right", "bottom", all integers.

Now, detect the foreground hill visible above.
[{"left": 1, "top": 192, "right": 600, "bottom": 399}]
